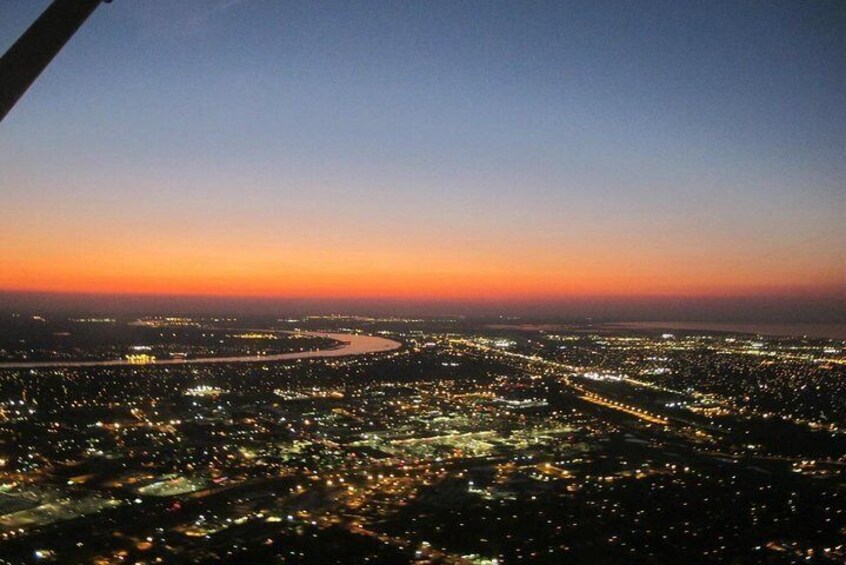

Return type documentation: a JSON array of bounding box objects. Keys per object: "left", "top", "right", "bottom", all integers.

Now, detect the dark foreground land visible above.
[{"left": 0, "top": 314, "right": 843, "bottom": 563}]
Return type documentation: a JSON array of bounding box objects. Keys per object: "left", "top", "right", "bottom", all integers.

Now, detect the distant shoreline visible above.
[
  {"left": 0, "top": 332, "right": 401, "bottom": 370},
  {"left": 605, "top": 321, "right": 846, "bottom": 340},
  {"left": 483, "top": 321, "right": 846, "bottom": 340}
]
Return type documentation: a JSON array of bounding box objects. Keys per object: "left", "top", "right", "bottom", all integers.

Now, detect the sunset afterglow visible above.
[
  {"left": 0, "top": 3, "right": 845, "bottom": 563},
  {"left": 1, "top": 1, "right": 843, "bottom": 316}
]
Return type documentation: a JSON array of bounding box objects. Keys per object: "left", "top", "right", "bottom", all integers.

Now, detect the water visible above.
[
  {"left": 609, "top": 322, "right": 846, "bottom": 340},
  {"left": 0, "top": 332, "right": 401, "bottom": 369}
]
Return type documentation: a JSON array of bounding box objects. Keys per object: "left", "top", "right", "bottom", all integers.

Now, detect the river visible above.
[{"left": 0, "top": 332, "right": 402, "bottom": 370}]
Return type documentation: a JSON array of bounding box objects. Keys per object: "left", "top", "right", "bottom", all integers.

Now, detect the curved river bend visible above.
[{"left": 0, "top": 332, "right": 402, "bottom": 370}]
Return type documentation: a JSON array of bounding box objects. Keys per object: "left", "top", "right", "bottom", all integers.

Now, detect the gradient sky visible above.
[{"left": 1, "top": 1, "right": 844, "bottom": 317}]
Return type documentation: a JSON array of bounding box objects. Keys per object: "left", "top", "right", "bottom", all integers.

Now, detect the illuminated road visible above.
[
  {"left": 0, "top": 332, "right": 401, "bottom": 369},
  {"left": 579, "top": 392, "right": 669, "bottom": 425}
]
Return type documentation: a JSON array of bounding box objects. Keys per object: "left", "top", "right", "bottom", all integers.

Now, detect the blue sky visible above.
[{"left": 1, "top": 1, "right": 844, "bottom": 318}]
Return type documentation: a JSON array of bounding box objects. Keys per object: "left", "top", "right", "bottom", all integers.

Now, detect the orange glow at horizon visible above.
[
  {"left": 1, "top": 1, "right": 844, "bottom": 313},
  {"left": 2, "top": 173, "right": 842, "bottom": 304},
  {"left": 2, "top": 232, "right": 842, "bottom": 302}
]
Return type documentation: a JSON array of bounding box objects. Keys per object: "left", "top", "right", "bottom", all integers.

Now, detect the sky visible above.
[{"left": 0, "top": 1, "right": 844, "bottom": 319}]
